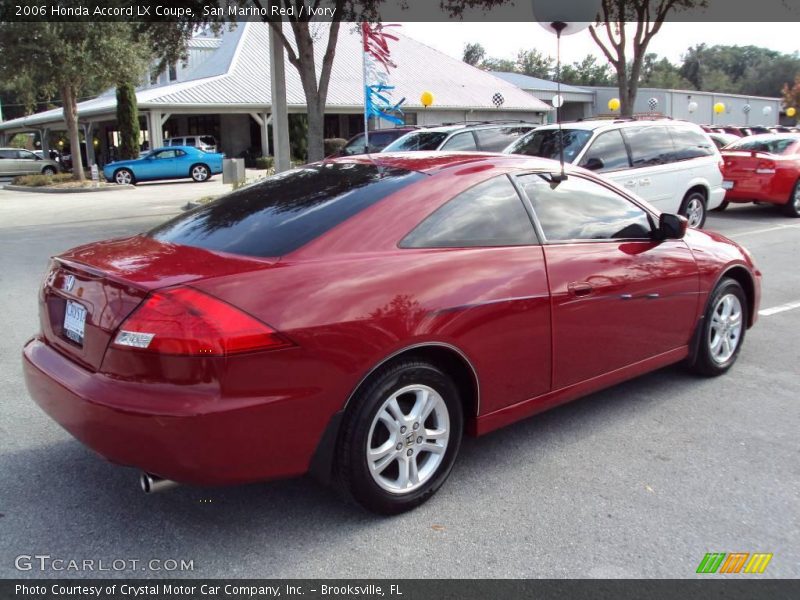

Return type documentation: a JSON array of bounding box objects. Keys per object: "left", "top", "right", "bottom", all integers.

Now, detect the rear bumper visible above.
[
  {"left": 22, "top": 337, "right": 325, "bottom": 485},
  {"left": 707, "top": 186, "right": 726, "bottom": 210}
]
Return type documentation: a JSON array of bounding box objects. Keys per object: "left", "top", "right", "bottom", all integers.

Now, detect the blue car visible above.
[{"left": 103, "top": 146, "right": 224, "bottom": 185}]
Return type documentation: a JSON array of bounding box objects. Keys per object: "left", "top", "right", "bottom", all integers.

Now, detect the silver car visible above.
[{"left": 0, "top": 147, "right": 61, "bottom": 176}]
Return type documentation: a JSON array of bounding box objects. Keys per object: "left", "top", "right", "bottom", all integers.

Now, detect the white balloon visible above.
[
  {"left": 762, "top": 106, "right": 773, "bottom": 116},
  {"left": 532, "top": 0, "right": 602, "bottom": 34},
  {"left": 687, "top": 101, "right": 698, "bottom": 113},
  {"left": 536, "top": 21, "right": 591, "bottom": 36},
  {"left": 552, "top": 94, "right": 565, "bottom": 108}
]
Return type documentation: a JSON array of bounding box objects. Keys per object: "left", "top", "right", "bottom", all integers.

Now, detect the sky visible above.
[{"left": 398, "top": 22, "right": 800, "bottom": 67}]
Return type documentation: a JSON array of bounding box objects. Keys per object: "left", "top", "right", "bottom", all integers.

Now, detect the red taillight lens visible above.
[
  {"left": 113, "top": 287, "right": 292, "bottom": 355},
  {"left": 755, "top": 160, "right": 776, "bottom": 174}
]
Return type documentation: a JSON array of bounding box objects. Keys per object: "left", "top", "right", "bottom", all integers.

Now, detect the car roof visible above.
[
  {"left": 331, "top": 151, "right": 572, "bottom": 175},
  {"left": 408, "top": 122, "right": 537, "bottom": 134},
  {"left": 532, "top": 118, "right": 702, "bottom": 133},
  {"left": 152, "top": 145, "right": 197, "bottom": 152}
]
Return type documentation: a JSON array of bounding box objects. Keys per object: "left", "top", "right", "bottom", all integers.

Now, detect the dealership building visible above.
[{"left": 0, "top": 23, "right": 550, "bottom": 166}]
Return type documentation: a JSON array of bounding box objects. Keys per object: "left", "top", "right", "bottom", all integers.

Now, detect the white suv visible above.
[{"left": 504, "top": 119, "right": 725, "bottom": 228}]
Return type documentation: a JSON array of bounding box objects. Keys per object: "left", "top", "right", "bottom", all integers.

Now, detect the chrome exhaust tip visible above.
[{"left": 139, "top": 472, "right": 179, "bottom": 494}]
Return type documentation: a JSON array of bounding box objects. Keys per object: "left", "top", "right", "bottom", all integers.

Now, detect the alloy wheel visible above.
[
  {"left": 708, "top": 293, "right": 743, "bottom": 364},
  {"left": 192, "top": 165, "right": 209, "bottom": 181},
  {"left": 685, "top": 196, "right": 705, "bottom": 228},
  {"left": 115, "top": 170, "right": 132, "bottom": 185},
  {"left": 366, "top": 384, "right": 450, "bottom": 494}
]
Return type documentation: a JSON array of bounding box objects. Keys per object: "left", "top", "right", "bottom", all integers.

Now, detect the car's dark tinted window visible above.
[
  {"left": 0, "top": 149, "right": 15, "bottom": 159},
  {"left": 580, "top": 130, "right": 630, "bottom": 172},
  {"left": 517, "top": 174, "right": 652, "bottom": 241},
  {"left": 623, "top": 126, "right": 676, "bottom": 166},
  {"left": 669, "top": 127, "right": 715, "bottom": 160},
  {"left": 343, "top": 132, "right": 404, "bottom": 155},
  {"left": 150, "top": 163, "right": 423, "bottom": 257},
  {"left": 401, "top": 175, "right": 537, "bottom": 248},
  {"left": 726, "top": 136, "right": 799, "bottom": 155},
  {"left": 475, "top": 126, "right": 533, "bottom": 152},
  {"left": 505, "top": 129, "right": 592, "bottom": 162},
  {"left": 441, "top": 132, "right": 478, "bottom": 151},
  {"left": 383, "top": 131, "right": 450, "bottom": 151}
]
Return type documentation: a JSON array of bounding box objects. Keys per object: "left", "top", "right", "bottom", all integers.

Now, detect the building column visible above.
[
  {"left": 269, "top": 27, "right": 290, "bottom": 172},
  {"left": 148, "top": 111, "right": 164, "bottom": 149},
  {"left": 82, "top": 123, "right": 96, "bottom": 166}
]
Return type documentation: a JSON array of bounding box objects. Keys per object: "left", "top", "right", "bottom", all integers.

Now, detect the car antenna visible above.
[{"left": 550, "top": 21, "right": 568, "bottom": 183}]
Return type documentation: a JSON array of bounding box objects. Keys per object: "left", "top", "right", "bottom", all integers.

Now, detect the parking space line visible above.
[
  {"left": 732, "top": 223, "right": 800, "bottom": 237},
  {"left": 759, "top": 300, "right": 800, "bottom": 317}
]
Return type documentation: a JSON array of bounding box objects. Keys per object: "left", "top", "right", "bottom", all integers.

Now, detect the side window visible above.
[
  {"left": 174, "top": 150, "right": 187, "bottom": 157},
  {"left": 474, "top": 126, "right": 532, "bottom": 152},
  {"left": 623, "top": 126, "right": 676, "bottom": 167},
  {"left": 401, "top": 175, "right": 537, "bottom": 248},
  {"left": 18, "top": 150, "right": 36, "bottom": 160},
  {"left": 440, "top": 132, "right": 478, "bottom": 151},
  {"left": 579, "top": 130, "right": 631, "bottom": 172},
  {"left": 156, "top": 150, "right": 177, "bottom": 159},
  {"left": 517, "top": 174, "right": 652, "bottom": 242},
  {"left": 0, "top": 150, "right": 14, "bottom": 159},
  {"left": 669, "top": 127, "right": 715, "bottom": 161}
]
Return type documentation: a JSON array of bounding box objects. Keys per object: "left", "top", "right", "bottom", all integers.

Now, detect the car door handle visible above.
[
  {"left": 567, "top": 282, "right": 593, "bottom": 297},
  {"left": 645, "top": 293, "right": 660, "bottom": 299},
  {"left": 623, "top": 180, "right": 637, "bottom": 188},
  {"left": 639, "top": 177, "right": 651, "bottom": 186}
]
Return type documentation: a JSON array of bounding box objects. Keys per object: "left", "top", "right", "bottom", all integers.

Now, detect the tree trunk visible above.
[{"left": 61, "top": 84, "right": 85, "bottom": 182}]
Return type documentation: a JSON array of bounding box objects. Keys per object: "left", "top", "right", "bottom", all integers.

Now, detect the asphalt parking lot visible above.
[{"left": 0, "top": 180, "right": 798, "bottom": 579}]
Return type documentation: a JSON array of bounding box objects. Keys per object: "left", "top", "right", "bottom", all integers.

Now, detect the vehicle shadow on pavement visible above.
[{"left": 0, "top": 364, "right": 710, "bottom": 577}]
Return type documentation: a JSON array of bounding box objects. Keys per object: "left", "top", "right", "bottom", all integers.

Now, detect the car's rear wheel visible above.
[
  {"left": 336, "top": 359, "right": 463, "bottom": 514},
  {"left": 679, "top": 190, "right": 707, "bottom": 228},
  {"left": 41, "top": 166, "right": 56, "bottom": 176},
  {"left": 690, "top": 278, "right": 747, "bottom": 377},
  {"left": 114, "top": 168, "right": 134, "bottom": 185},
  {"left": 190, "top": 164, "right": 210, "bottom": 182},
  {"left": 784, "top": 180, "right": 800, "bottom": 217}
]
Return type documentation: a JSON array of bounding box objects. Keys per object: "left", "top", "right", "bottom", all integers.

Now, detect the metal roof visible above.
[
  {"left": 490, "top": 71, "right": 594, "bottom": 97},
  {"left": 1, "top": 23, "right": 550, "bottom": 132}
]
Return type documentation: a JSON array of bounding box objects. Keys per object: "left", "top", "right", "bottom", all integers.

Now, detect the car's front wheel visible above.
[
  {"left": 41, "top": 166, "right": 56, "bottom": 176},
  {"left": 679, "top": 190, "right": 707, "bottom": 228},
  {"left": 690, "top": 278, "right": 747, "bottom": 377},
  {"left": 190, "top": 164, "right": 210, "bottom": 182},
  {"left": 336, "top": 359, "right": 463, "bottom": 514},
  {"left": 114, "top": 168, "right": 134, "bottom": 185},
  {"left": 784, "top": 180, "right": 800, "bottom": 217}
]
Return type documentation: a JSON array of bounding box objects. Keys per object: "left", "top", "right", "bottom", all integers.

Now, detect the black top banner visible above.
[
  {"left": 1, "top": 0, "right": 800, "bottom": 23},
  {"left": 3, "top": 579, "right": 800, "bottom": 600}
]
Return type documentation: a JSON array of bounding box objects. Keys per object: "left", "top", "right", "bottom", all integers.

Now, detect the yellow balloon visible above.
[
  {"left": 420, "top": 91, "right": 434, "bottom": 108},
  {"left": 787, "top": 107, "right": 797, "bottom": 117},
  {"left": 607, "top": 97, "right": 620, "bottom": 111},
  {"left": 714, "top": 102, "right": 726, "bottom": 114}
]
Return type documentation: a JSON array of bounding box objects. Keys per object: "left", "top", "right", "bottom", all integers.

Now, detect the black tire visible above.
[
  {"left": 783, "top": 180, "right": 800, "bottom": 217},
  {"left": 679, "top": 189, "right": 707, "bottom": 228},
  {"left": 713, "top": 200, "right": 729, "bottom": 212},
  {"left": 336, "top": 358, "right": 463, "bottom": 515},
  {"left": 190, "top": 163, "right": 210, "bottom": 182},
  {"left": 41, "top": 166, "right": 56, "bottom": 176},
  {"left": 114, "top": 168, "right": 135, "bottom": 185},
  {"left": 689, "top": 278, "right": 748, "bottom": 377}
]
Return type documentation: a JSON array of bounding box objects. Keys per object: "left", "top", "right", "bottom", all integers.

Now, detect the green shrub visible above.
[
  {"left": 12, "top": 173, "right": 74, "bottom": 187},
  {"left": 324, "top": 138, "right": 348, "bottom": 156},
  {"left": 254, "top": 156, "right": 274, "bottom": 170}
]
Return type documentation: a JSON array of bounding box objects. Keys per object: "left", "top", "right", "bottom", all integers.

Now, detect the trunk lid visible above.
[{"left": 40, "top": 235, "right": 275, "bottom": 371}]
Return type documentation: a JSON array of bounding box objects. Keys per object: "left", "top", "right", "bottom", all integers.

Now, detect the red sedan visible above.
[
  {"left": 23, "top": 153, "right": 761, "bottom": 514},
  {"left": 721, "top": 134, "right": 800, "bottom": 217}
]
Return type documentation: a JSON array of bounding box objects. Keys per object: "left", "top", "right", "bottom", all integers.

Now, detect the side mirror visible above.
[
  {"left": 658, "top": 213, "right": 688, "bottom": 240},
  {"left": 582, "top": 157, "right": 604, "bottom": 171}
]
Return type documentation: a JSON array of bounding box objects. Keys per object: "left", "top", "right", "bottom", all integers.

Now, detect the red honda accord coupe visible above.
[
  {"left": 23, "top": 153, "right": 761, "bottom": 514},
  {"left": 720, "top": 133, "right": 800, "bottom": 217}
]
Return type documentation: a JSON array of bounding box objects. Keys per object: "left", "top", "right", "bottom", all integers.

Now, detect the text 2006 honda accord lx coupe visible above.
[{"left": 23, "top": 153, "right": 761, "bottom": 514}]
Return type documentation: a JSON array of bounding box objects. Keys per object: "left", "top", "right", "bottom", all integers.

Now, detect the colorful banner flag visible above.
[{"left": 362, "top": 22, "right": 405, "bottom": 132}]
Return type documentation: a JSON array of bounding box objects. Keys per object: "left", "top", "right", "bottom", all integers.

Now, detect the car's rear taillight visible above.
[
  {"left": 112, "top": 287, "right": 292, "bottom": 356},
  {"left": 755, "top": 159, "right": 776, "bottom": 174}
]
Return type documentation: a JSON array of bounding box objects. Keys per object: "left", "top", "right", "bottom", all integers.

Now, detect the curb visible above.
[{"left": 2, "top": 184, "right": 135, "bottom": 194}]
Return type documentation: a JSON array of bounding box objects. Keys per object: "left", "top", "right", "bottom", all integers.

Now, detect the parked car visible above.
[
  {"left": 720, "top": 133, "right": 800, "bottom": 217},
  {"left": 708, "top": 132, "right": 739, "bottom": 149},
  {"left": 383, "top": 122, "right": 537, "bottom": 153},
  {"left": 23, "top": 153, "right": 760, "bottom": 514},
  {"left": 33, "top": 149, "right": 63, "bottom": 163},
  {"left": 504, "top": 118, "right": 725, "bottom": 228},
  {"left": 165, "top": 135, "right": 218, "bottom": 153},
  {"left": 332, "top": 127, "right": 419, "bottom": 157},
  {"left": 103, "top": 146, "right": 223, "bottom": 185},
  {"left": 0, "top": 147, "right": 60, "bottom": 176}
]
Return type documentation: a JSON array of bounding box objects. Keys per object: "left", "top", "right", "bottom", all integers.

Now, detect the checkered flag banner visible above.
[
  {"left": 648, "top": 97, "right": 658, "bottom": 111},
  {"left": 492, "top": 92, "right": 505, "bottom": 108},
  {"left": 743, "top": 104, "right": 752, "bottom": 114}
]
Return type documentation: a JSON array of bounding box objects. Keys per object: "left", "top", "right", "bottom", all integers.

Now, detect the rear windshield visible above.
[
  {"left": 505, "top": 129, "right": 592, "bottom": 162},
  {"left": 199, "top": 136, "right": 216, "bottom": 146},
  {"left": 383, "top": 131, "right": 450, "bottom": 152},
  {"left": 149, "top": 162, "right": 423, "bottom": 257},
  {"left": 726, "top": 137, "right": 799, "bottom": 155}
]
